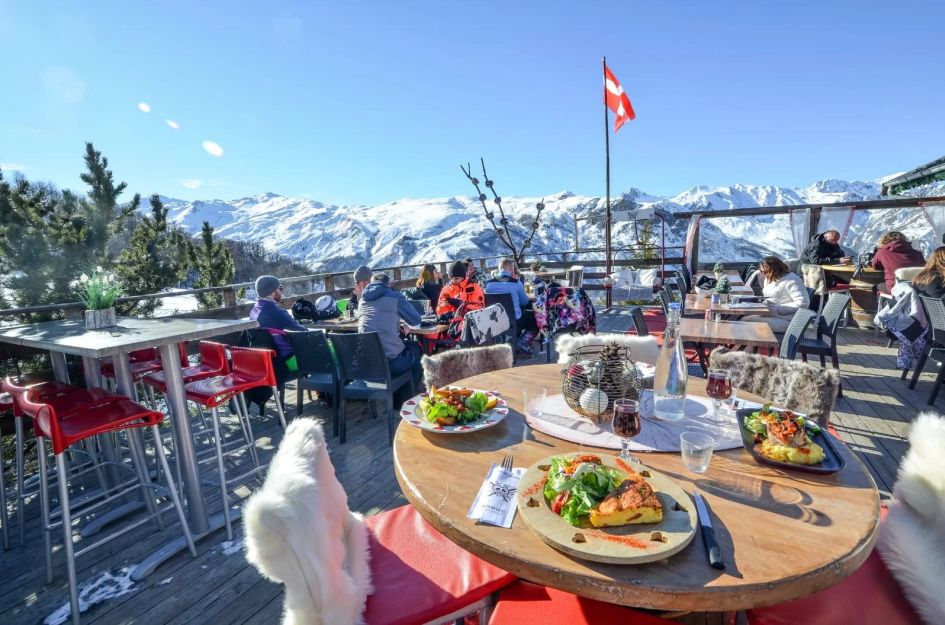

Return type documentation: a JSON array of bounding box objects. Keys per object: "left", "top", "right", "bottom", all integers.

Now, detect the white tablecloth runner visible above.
[{"left": 525, "top": 390, "right": 744, "bottom": 452}]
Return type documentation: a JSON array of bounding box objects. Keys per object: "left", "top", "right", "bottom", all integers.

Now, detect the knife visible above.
[{"left": 693, "top": 492, "right": 726, "bottom": 570}]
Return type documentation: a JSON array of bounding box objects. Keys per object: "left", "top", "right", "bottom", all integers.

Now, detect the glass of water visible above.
[
  {"left": 523, "top": 387, "right": 547, "bottom": 419},
  {"left": 680, "top": 431, "right": 715, "bottom": 473}
]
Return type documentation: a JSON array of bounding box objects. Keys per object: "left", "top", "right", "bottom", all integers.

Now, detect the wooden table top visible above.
[
  {"left": 595, "top": 307, "right": 638, "bottom": 333},
  {"left": 0, "top": 317, "right": 258, "bottom": 358},
  {"left": 820, "top": 264, "right": 883, "bottom": 276},
  {"left": 685, "top": 294, "right": 771, "bottom": 316},
  {"left": 679, "top": 317, "right": 778, "bottom": 349},
  {"left": 393, "top": 364, "right": 880, "bottom": 611}
]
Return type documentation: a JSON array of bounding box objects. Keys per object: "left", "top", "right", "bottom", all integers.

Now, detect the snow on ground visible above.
[
  {"left": 152, "top": 288, "right": 201, "bottom": 317},
  {"left": 44, "top": 565, "right": 138, "bottom": 625}
]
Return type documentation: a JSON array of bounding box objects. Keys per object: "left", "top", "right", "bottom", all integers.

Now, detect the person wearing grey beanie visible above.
[
  {"left": 250, "top": 275, "right": 307, "bottom": 375},
  {"left": 350, "top": 265, "right": 373, "bottom": 311}
]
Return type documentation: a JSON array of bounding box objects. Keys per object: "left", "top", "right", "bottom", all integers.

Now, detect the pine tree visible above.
[
  {"left": 116, "top": 195, "right": 188, "bottom": 316},
  {"left": 187, "top": 221, "right": 235, "bottom": 309},
  {"left": 633, "top": 219, "right": 658, "bottom": 261},
  {"left": 79, "top": 142, "right": 139, "bottom": 265}
]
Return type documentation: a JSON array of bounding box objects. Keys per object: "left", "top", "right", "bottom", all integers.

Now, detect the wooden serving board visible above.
[{"left": 516, "top": 453, "right": 697, "bottom": 564}]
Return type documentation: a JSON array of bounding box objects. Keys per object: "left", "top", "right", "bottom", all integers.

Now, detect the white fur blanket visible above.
[
  {"left": 555, "top": 333, "right": 659, "bottom": 366},
  {"left": 877, "top": 412, "right": 945, "bottom": 625},
  {"left": 244, "top": 419, "right": 372, "bottom": 625}
]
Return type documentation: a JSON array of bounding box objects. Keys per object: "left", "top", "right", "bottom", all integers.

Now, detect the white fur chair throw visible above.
[
  {"left": 877, "top": 412, "right": 945, "bottom": 624},
  {"left": 244, "top": 419, "right": 372, "bottom": 625},
  {"left": 555, "top": 333, "right": 659, "bottom": 366},
  {"left": 709, "top": 347, "right": 840, "bottom": 427},
  {"left": 422, "top": 344, "right": 513, "bottom": 389}
]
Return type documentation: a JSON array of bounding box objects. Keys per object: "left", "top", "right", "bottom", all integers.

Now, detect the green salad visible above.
[
  {"left": 419, "top": 386, "right": 494, "bottom": 425},
  {"left": 744, "top": 404, "right": 820, "bottom": 437},
  {"left": 543, "top": 455, "right": 624, "bottom": 526}
]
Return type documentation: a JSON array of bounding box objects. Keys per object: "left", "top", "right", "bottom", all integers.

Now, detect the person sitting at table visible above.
[
  {"left": 801, "top": 229, "right": 851, "bottom": 266},
  {"left": 437, "top": 260, "right": 486, "bottom": 339},
  {"left": 357, "top": 272, "right": 423, "bottom": 394},
  {"left": 740, "top": 256, "right": 809, "bottom": 334},
  {"left": 348, "top": 265, "right": 372, "bottom": 311},
  {"left": 911, "top": 246, "right": 945, "bottom": 300},
  {"left": 485, "top": 259, "right": 538, "bottom": 355},
  {"left": 415, "top": 263, "right": 443, "bottom": 304},
  {"left": 250, "top": 275, "right": 308, "bottom": 371},
  {"left": 871, "top": 231, "right": 925, "bottom": 293}
]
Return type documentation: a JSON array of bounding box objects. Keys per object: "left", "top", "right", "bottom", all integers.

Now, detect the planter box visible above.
[{"left": 85, "top": 307, "right": 117, "bottom": 330}]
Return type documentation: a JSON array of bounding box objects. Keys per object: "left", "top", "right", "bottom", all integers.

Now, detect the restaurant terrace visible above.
[{"left": 1, "top": 198, "right": 943, "bottom": 625}]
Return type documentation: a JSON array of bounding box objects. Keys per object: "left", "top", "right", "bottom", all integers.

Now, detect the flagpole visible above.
[{"left": 602, "top": 56, "right": 613, "bottom": 307}]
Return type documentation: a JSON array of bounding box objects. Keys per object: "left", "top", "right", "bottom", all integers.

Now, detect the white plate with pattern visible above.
[{"left": 400, "top": 388, "right": 509, "bottom": 434}]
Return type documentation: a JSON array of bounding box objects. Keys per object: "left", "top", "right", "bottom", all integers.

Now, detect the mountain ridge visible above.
[{"left": 152, "top": 178, "right": 945, "bottom": 273}]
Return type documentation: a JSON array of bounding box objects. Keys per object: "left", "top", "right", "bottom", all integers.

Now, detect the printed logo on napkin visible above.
[{"left": 468, "top": 464, "right": 526, "bottom": 528}]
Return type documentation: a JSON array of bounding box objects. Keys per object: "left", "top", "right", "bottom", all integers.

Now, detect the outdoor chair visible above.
[
  {"left": 780, "top": 308, "right": 818, "bottom": 360},
  {"left": 462, "top": 304, "right": 511, "bottom": 348},
  {"left": 485, "top": 292, "right": 518, "bottom": 345},
  {"left": 566, "top": 265, "right": 585, "bottom": 288},
  {"left": 422, "top": 344, "right": 513, "bottom": 389},
  {"left": 748, "top": 411, "right": 945, "bottom": 625},
  {"left": 674, "top": 268, "right": 690, "bottom": 293},
  {"left": 244, "top": 418, "right": 517, "bottom": 625},
  {"left": 878, "top": 267, "right": 923, "bottom": 347},
  {"left": 183, "top": 345, "right": 288, "bottom": 540},
  {"left": 798, "top": 291, "right": 851, "bottom": 397},
  {"left": 709, "top": 347, "right": 840, "bottom": 427},
  {"left": 285, "top": 330, "right": 340, "bottom": 429},
  {"left": 740, "top": 263, "right": 757, "bottom": 283},
  {"left": 629, "top": 306, "right": 649, "bottom": 336},
  {"left": 908, "top": 296, "right": 945, "bottom": 405},
  {"left": 328, "top": 332, "right": 415, "bottom": 445},
  {"left": 14, "top": 388, "right": 196, "bottom": 625},
  {"left": 140, "top": 341, "right": 229, "bottom": 395},
  {"left": 488, "top": 581, "right": 668, "bottom": 625}
]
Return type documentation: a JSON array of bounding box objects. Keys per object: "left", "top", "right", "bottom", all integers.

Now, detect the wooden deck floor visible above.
[{"left": 0, "top": 326, "right": 928, "bottom": 624}]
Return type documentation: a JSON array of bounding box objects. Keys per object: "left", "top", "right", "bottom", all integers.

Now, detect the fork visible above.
[{"left": 500, "top": 454, "right": 514, "bottom": 472}]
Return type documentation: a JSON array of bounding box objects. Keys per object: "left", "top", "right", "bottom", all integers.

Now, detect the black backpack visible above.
[{"left": 291, "top": 297, "right": 339, "bottom": 321}]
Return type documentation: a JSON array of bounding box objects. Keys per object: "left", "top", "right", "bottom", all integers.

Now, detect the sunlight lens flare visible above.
[
  {"left": 137, "top": 102, "right": 151, "bottom": 113},
  {"left": 166, "top": 120, "right": 180, "bottom": 130},
  {"left": 202, "top": 140, "right": 224, "bottom": 157}
]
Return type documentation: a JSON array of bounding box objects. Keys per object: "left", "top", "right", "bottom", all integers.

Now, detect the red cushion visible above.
[
  {"left": 488, "top": 581, "right": 666, "bottom": 625},
  {"left": 363, "top": 505, "right": 516, "bottom": 625},
  {"left": 747, "top": 514, "right": 919, "bottom": 625}
]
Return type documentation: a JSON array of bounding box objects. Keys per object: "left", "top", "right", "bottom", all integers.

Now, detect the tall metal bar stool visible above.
[
  {"left": 183, "top": 345, "right": 287, "bottom": 541},
  {"left": 15, "top": 390, "right": 195, "bottom": 625}
]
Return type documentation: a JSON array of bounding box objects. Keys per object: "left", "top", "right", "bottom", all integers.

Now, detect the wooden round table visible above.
[{"left": 393, "top": 364, "right": 880, "bottom": 612}]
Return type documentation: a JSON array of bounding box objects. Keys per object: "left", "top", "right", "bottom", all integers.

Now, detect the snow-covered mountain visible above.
[{"left": 155, "top": 179, "right": 945, "bottom": 273}]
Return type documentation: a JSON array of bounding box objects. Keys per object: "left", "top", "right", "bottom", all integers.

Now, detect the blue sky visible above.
[{"left": 1, "top": 1, "right": 943, "bottom": 205}]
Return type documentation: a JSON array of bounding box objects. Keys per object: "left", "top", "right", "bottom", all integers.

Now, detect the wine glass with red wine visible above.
[
  {"left": 611, "top": 398, "right": 642, "bottom": 461},
  {"left": 706, "top": 369, "right": 733, "bottom": 421}
]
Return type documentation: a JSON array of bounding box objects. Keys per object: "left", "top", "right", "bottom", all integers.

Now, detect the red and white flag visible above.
[{"left": 603, "top": 66, "right": 636, "bottom": 132}]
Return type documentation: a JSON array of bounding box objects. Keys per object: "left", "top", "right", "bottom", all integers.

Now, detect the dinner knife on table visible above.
[{"left": 693, "top": 492, "right": 726, "bottom": 570}]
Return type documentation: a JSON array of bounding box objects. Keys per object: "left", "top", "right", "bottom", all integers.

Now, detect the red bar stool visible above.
[
  {"left": 100, "top": 344, "right": 189, "bottom": 385},
  {"left": 141, "top": 341, "right": 229, "bottom": 393},
  {"left": 184, "top": 345, "right": 287, "bottom": 540},
  {"left": 2, "top": 378, "right": 125, "bottom": 547},
  {"left": 17, "top": 390, "right": 196, "bottom": 625}
]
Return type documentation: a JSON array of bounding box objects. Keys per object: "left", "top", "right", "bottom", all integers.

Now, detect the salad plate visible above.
[
  {"left": 400, "top": 387, "right": 509, "bottom": 434},
  {"left": 516, "top": 453, "right": 697, "bottom": 564},
  {"left": 736, "top": 407, "right": 845, "bottom": 474}
]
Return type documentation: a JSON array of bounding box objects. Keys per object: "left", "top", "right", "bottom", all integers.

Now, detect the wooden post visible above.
[
  {"left": 324, "top": 275, "right": 335, "bottom": 293},
  {"left": 64, "top": 308, "right": 83, "bottom": 321},
  {"left": 810, "top": 208, "right": 822, "bottom": 241},
  {"left": 393, "top": 268, "right": 402, "bottom": 282},
  {"left": 222, "top": 287, "right": 237, "bottom": 314}
]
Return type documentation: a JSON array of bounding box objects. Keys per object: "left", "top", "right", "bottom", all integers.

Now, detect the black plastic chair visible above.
[
  {"left": 286, "top": 331, "right": 340, "bottom": 431},
  {"left": 327, "top": 332, "right": 416, "bottom": 444},
  {"left": 629, "top": 307, "right": 649, "bottom": 336},
  {"left": 798, "top": 292, "right": 851, "bottom": 397},
  {"left": 657, "top": 289, "right": 672, "bottom": 316},
  {"left": 675, "top": 269, "right": 690, "bottom": 294},
  {"left": 485, "top": 292, "right": 518, "bottom": 344},
  {"left": 909, "top": 296, "right": 945, "bottom": 405},
  {"left": 779, "top": 309, "right": 817, "bottom": 360}
]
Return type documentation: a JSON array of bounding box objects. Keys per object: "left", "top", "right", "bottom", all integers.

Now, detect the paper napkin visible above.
[{"left": 468, "top": 464, "right": 526, "bottom": 528}]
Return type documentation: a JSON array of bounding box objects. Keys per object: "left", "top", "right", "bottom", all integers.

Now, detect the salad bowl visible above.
[
  {"left": 400, "top": 388, "right": 509, "bottom": 434},
  {"left": 516, "top": 453, "right": 697, "bottom": 564}
]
